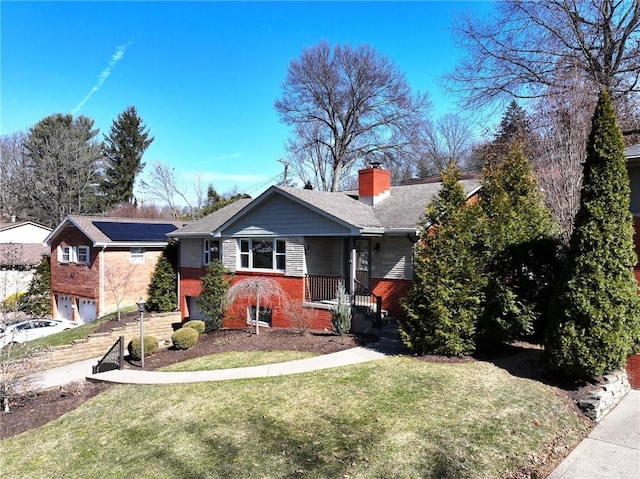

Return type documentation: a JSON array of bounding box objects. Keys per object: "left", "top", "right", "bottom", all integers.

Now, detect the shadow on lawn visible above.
[{"left": 473, "top": 342, "right": 591, "bottom": 395}]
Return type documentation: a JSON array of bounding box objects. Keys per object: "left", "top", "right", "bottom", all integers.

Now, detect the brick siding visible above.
[{"left": 626, "top": 354, "right": 640, "bottom": 389}]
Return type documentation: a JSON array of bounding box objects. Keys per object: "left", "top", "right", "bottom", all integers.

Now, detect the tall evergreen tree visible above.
[
  {"left": 495, "top": 101, "right": 530, "bottom": 145},
  {"left": 478, "top": 144, "right": 560, "bottom": 345},
  {"left": 20, "top": 257, "right": 51, "bottom": 317},
  {"left": 22, "top": 113, "right": 103, "bottom": 226},
  {"left": 546, "top": 89, "right": 640, "bottom": 378},
  {"left": 400, "top": 164, "right": 484, "bottom": 356},
  {"left": 101, "top": 106, "right": 153, "bottom": 208},
  {"left": 146, "top": 241, "right": 178, "bottom": 312}
]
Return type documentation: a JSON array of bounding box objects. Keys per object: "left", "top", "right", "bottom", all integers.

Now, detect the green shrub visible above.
[
  {"left": 2, "top": 292, "right": 24, "bottom": 312},
  {"left": 330, "top": 280, "right": 352, "bottom": 335},
  {"left": 127, "top": 335, "right": 159, "bottom": 360},
  {"left": 183, "top": 320, "right": 205, "bottom": 335},
  {"left": 172, "top": 327, "right": 199, "bottom": 350}
]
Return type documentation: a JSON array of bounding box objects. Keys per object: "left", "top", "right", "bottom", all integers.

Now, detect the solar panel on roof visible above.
[{"left": 93, "top": 222, "right": 177, "bottom": 241}]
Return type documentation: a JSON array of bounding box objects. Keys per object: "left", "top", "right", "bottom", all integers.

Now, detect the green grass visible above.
[
  {"left": 0, "top": 356, "right": 589, "bottom": 479},
  {"left": 159, "top": 351, "right": 317, "bottom": 372}
]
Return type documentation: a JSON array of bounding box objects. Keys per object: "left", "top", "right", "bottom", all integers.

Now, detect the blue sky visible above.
[{"left": 1, "top": 1, "right": 495, "bottom": 203}]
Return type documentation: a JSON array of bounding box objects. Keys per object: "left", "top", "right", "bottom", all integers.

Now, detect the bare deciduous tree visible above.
[
  {"left": 0, "top": 132, "right": 29, "bottom": 221},
  {"left": 226, "top": 278, "right": 287, "bottom": 335},
  {"left": 275, "top": 40, "right": 431, "bottom": 191},
  {"left": 448, "top": 0, "right": 640, "bottom": 107},
  {"left": 139, "top": 161, "right": 194, "bottom": 219},
  {"left": 418, "top": 114, "right": 477, "bottom": 176},
  {"left": 103, "top": 264, "right": 138, "bottom": 321},
  {"left": 530, "top": 79, "right": 596, "bottom": 243}
]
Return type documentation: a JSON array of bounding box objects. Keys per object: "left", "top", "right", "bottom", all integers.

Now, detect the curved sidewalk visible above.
[{"left": 86, "top": 345, "right": 389, "bottom": 385}]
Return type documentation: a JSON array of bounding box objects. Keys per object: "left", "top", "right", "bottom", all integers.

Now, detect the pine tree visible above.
[
  {"left": 101, "top": 106, "right": 153, "bottom": 208},
  {"left": 400, "top": 164, "right": 484, "bottom": 356},
  {"left": 546, "top": 89, "right": 640, "bottom": 378},
  {"left": 196, "top": 260, "right": 233, "bottom": 331},
  {"left": 478, "top": 144, "right": 560, "bottom": 345},
  {"left": 20, "top": 257, "right": 51, "bottom": 316}
]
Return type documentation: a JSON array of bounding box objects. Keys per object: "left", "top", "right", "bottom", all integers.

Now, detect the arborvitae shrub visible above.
[
  {"left": 545, "top": 89, "right": 640, "bottom": 378},
  {"left": 172, "top": 327, "right": 199, "bottom": 350},
  {"left": 128, "top": 336, "right": 159, "bottom": 360},
  {"left": 146, "top": 242, "right": 178, "bottom": 313},
  {"left": 183, "top": 320, "right": 205, "bottom": 335},
  {"left": 400, "top": 164, "right": 484, "bottom": 356}
]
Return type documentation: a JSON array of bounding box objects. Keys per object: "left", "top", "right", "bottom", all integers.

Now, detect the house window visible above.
[
  {"left": 248, "top": 305, "right": 272, "bottom": 327},
  {"left": 58, "top": 246, "right": 71, "bottom": 263},
  {"left": 77, "top": 246, "right": 90, "bottom": 264},
  {"left": 130, "top": 247, "right": 145, "bottom": 264},
  {"left": 238, "top": 239, "right": 286, "bottom": 271},
  {"left": 203, "top": 239, "right": 220, "bottom": 265}
]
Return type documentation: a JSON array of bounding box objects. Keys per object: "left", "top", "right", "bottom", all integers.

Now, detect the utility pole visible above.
[{"left": 277, "top": 159, "right": 290, "bottom": 186}]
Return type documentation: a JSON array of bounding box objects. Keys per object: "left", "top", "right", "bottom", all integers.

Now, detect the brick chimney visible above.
[{"left": 358, "top": 162, "right": 391, "bottom": 206}]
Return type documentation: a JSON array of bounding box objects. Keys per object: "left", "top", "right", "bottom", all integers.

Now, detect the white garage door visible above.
[
  {"left": 57, "top": 295, "right": 73, "bottom": 321},
  {"left": 78, "top": 299, "right": 96, "bottom": 323}
]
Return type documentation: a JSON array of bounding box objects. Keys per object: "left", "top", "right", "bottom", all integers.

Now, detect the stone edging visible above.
[{"left": 577, "top": 369, "right": 630, "bottom": 422}]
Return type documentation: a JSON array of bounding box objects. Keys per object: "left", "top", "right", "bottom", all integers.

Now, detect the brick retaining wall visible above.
[{"left": 42, "top": 313, "right": 179, "bottom": 369}]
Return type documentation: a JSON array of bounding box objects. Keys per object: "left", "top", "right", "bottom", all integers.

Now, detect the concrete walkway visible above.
[
  {"left": 86, "top": 345, "right": 388, "bottom": 384},
  {"left": 547, "top": 389, "right": 640, "bottom": 479}
]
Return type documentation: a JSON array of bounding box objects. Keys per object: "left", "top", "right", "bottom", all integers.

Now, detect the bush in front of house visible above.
[
  {"left": 196, "top": 260, "right": 233, "bottom": 331},
  {"left": 128, "top": 336, "right": 159, "bottom": 360},
  {"left": 330, "top": 280, "right": 352, "bottom": 335},
  {"left": 183, "top": 320, "right": 205, "bottom": 335},
  {"left": 146, "top": 242, "right": 178, "bottom": 312},
  {"left": 172, "top": 327, "right": 199, "bottom": 350}
]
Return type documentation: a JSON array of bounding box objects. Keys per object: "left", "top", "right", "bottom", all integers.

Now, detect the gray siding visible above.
[
  {"left": 180, "top": 238, "right": 203, "bottom": 269},
  {"left": 285, "top": 237, "right": 305, "bottom": 277},
  {"left": 630, "top": 164, "right": 640, "bottom": 214},
  {"left": 222, "top": 239, "right": 237, "bottom": 271},
  {"left": 305, "top": 237, "right": 343, "bottom": 276},
  {"left": 371, "top": 237, "right": 414, "bottom": 280},
  {"left": 221, "top": 195, "right": 352, "bottom": 236}
]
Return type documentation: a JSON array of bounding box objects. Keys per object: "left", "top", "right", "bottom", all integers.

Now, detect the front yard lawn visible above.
[{"left": 0, "top": 355, "right": 589, "bottom": 479}]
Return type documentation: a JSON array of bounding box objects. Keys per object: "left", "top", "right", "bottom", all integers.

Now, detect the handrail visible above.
[{"left": 92, "top": 336, "right": 125, "bottom": 374}]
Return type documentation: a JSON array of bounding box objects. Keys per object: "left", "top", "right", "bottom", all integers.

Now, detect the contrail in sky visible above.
[{"left": 71, "top": 41, "right": 132, "bottom": 114}]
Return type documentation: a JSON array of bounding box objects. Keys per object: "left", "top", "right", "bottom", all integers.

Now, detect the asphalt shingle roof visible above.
[{"left": 172, "top": 178, "right": 481, "bottom": 236}]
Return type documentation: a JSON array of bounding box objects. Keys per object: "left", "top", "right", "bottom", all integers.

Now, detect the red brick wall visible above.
[
  {"left": 50, "top": 226, "right": 100, "bottom": 300},
  {"left": 371, "top": 278, "right": 411, "bottom": 320},
  {"left": 179, "top": 268, "right": 337, "bottom": 331},
  {"left": 627, "top": 354, "right": 640, "bottom": 389}
]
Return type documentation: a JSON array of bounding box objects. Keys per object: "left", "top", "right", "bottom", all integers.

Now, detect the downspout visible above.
[
  {"left": 99, "top": 245, "right": 106, "bottom": 317},
  {"left": 348, "top": 237, "right": 356, "bottom": 299}
]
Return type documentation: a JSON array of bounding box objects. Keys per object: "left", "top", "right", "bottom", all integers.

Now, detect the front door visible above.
[{"left": 355, "top": 239, "right": 370, "bottom": 294}]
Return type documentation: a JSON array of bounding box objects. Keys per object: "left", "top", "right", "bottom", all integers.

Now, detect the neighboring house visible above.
[
  {"left": 0, "top": 220, "right": 52, "bottom": 302},
  {"left": 626, "top": 144, "right": 640, "bottom": 284},
  {"left": 169, "top": 165, "right": 481, "bottom": 332},
  {"left": 44, "top": 216, "right": 188, "bottom": 323}
]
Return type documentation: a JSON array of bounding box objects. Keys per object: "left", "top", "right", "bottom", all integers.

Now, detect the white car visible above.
[{"left": 0, "top": 319, "right": 78, "bottom": 348}]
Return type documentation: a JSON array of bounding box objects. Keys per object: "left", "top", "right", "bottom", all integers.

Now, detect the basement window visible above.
[{"left": 247, "top": 305, "right": 272, "bottom": 327}]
